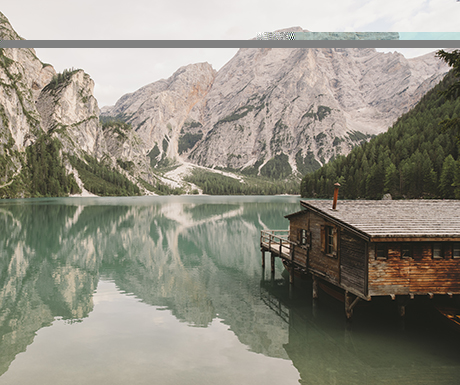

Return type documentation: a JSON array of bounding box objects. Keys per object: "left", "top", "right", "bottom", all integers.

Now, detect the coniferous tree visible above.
[
  {"left": 440, "top": 155, "right": 457, "bottom": 198},
  {"left": 300, "top": 69, "right": 460, "bottom": 199}
]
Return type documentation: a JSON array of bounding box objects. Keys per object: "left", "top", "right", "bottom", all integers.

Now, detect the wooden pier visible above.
[{"left": 260, "top": 229, "right": 308, "bottom": 284}]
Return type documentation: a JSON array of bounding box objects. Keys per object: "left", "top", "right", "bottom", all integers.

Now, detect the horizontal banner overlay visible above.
[{"left": 1, "top": 40, "right": 460, "bottom": 49}]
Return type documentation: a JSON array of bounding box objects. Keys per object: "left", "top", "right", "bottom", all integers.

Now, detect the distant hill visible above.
[{"left": 300, "top": 70, "right": 460, "bottom": 199}]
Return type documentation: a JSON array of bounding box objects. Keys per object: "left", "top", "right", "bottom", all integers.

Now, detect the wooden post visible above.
[
  {"left": 261, "top": 251, "right": 265, "bottom": 269},
  {"left": 312, "top": 275, "right": 318, "bottom": 299},
  {"left": 289, "top": 265, "right": 294, "bottom": 285},
  {"left": 271, "top": 252, "right": 275, "bottom": 274},
  {"left": 345, "top": 291, "right": 360, "bottom": 320},
  {"left": 345, "top": 291, "right": 352, "bottom": 319},
  {"left": 312, "top": 297, "right": 318, "bottom": 318},
  {"left": 289, "top": 277, "right": 294, "bottom": 299},
  {"left": 397, "top": 296, "right": 408, "bottom": 317}
]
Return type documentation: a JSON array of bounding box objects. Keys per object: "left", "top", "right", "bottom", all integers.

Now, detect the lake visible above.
[{"left": 0, "top": 196, "right": 459, "bottom": 384}]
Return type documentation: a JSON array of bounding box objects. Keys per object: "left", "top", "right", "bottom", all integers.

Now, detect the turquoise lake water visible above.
[{"left": 0, "top": 196, "right": 459, "bottom": 384}]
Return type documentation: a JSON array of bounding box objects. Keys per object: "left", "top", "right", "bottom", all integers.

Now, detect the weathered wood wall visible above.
[
  {"left": 368, "top": 242, "right": 460, "bottom": 296},
  {"left": 306, "top": 212, "right": 340, "bottom": 284},
  {"left": 340, "top": 230, "right": 367, "bottom": 296}
]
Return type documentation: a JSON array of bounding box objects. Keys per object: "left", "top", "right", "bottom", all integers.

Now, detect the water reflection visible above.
[
  {"left": 261, "top": 277, "right": 460, "bottom": 384},
  {"left": 0, "top": 196, "right": 299, "bottom": 378},
  {"left": 3, "top": 196, "right": 459, "bottom": 384}
]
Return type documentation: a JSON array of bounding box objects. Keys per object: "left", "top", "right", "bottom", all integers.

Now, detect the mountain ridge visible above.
[
  {"left": 103, "top": 45, "right": 449, "bottom": 178},
  {"left": 0, "top": 12, "right": 452, "bottom": 197}
]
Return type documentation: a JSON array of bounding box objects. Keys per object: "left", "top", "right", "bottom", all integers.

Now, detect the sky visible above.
[{"left": 2, "top": 0, "right": 460, "bottom": 107}]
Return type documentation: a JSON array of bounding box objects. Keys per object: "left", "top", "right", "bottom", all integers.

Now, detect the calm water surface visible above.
[{"left": 0, "top": 196, "right": 459, "bottom": 384}]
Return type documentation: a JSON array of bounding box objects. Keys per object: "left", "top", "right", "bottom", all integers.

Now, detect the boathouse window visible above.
[
  {"left": 321, "top": 225, "right": 337, "bottom": 257},
  {"left": 453, "top": 243, "right": 460, "bottom": 259},
  {"left": 299, "top": 229, "right": 309, "bottom": 247},
  {"left": 375, "top": 243, "right": 387, "bottom": 259},
  {"left": 401, "top": 243, "right": 412, "bottom": 259},
  {"left": 432, "top": 243, "right": 443, "bottom": 259}
]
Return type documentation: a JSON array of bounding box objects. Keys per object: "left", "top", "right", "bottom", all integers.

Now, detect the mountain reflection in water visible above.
[{"left": 0, "top": 196, "right": 460, "bottom": 384}]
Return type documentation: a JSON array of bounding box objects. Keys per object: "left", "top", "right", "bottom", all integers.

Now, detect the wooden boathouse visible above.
[{"left": 260, "top": 198, "right": 460, "bottom": 318}]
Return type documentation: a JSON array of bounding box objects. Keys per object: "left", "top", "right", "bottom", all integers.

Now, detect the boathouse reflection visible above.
[{"left": 260, "top": 277, "right": 460, "bottom": 385}]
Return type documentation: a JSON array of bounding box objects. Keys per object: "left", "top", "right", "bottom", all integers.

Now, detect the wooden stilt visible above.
[
  {"left": 397, "top": 296, "right": 409, "bottom": 317},
  {"left": 398, "top": 304, "right": 406, "bottom": 317},
  {"left": 289, "top": 265, "right": 294, "bottom": 285},
  {"left": 271, "top": 252, "right": 275, "bottom": 274},
  {"left": 312, "top": 298, "right": 318, "bottom": 318},
  {"left": 345, "top": 291, "right": 360, "bottom": 320},
  {"left": 261, "top": 251, "right": 265, "bottom": 269},
  {"left": 312, "top": 275, "right": 318, "bottom": 299}
]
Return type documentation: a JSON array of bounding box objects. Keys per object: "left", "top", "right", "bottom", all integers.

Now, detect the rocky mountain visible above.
[
  {"left": 103, "top": 38, "right": 449, "bottom": 177},
  {"left": 0, "top": 11, "right": 451, "bottom": 197},
  {"left": 0, "top": 12, "right": 55, "bottom": 183},
  {"left": 0, "top": 12, "right": 152, "bottom": 197}
]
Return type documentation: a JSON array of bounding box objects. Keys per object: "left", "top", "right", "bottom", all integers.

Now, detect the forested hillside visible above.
[{"left": 300, "top": 69, "right": 460, "bottom": 199}]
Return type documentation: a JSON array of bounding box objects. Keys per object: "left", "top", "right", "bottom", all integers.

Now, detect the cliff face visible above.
[
  {"left": 0, "top": 13, "right": 56, "bottom": 188},
  {"left": 103, "top": 46, "right": 448, "bottom": 176},
  {"left": 102, "top": 63, "right": 216, "bottom": 164},
  {"left": 36, "top": 69, "right": 106, "bottom": 158},
  {"left": 0, "top": 12, "right": 141, "bottom": 197},
  {"left": 193, "top": 47, "right": 448, "bottom": 172}
]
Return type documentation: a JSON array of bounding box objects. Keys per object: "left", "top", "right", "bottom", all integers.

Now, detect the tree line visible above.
[
  {"left": 301, "top": 68, "right": 460, "bottom": 199},
  {"left": 26, "top": 135, "right": 80, "bottom": 197},
  {"left": 185, "top": 169, "right": 299, "bottom": 195},
  {"left": 69, "top": 154, "right": 140, "bottom": 196}
]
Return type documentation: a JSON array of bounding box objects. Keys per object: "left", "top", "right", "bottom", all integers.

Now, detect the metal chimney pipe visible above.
[{"left": 332, "top": 183, "right": 340, "bottom": 210}]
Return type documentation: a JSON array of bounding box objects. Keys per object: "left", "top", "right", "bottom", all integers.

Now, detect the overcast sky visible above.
[{"left": 2, "top": 0, "right": 460, "bottom": 107}]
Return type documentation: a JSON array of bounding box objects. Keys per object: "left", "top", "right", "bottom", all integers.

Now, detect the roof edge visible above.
[{"left": 300, "top": 200, "right": 371, "bottom": 241}]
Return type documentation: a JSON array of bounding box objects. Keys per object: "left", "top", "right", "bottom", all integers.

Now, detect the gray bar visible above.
[{"left": 1, "top": 40, "right": 460, "bottom": 49}]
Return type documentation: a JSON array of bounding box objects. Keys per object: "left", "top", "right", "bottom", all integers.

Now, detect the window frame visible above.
[
  {"left": 299, "top": 228, "right": 309, "bottom": 248},
  {"left": 401, "top": 243, "right": 412, "bottom": 259},
  {"left": 375, "top": 243, "right": 388, "bottom": 260},
  {"left": 321, "top": 224, "right": 338, "bottom": 258},
  {"left": 432, "top": 243, "right": 444, "bottom": 259},
  {"left": 453, "top": 242, "right": 460, "bottom": 259}
]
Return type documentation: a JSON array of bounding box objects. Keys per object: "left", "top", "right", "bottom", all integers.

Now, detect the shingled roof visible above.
[{"left": 299, "top": 200, "right": 460, "bottom": 239}]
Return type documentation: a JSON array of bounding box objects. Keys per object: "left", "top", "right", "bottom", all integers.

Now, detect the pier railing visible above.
[
  {"left": 260, "top": 229, "right": 295, "bottom": 260},
  {"left": 260, "top": 229, "right": 308, "bottom": 268}
]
